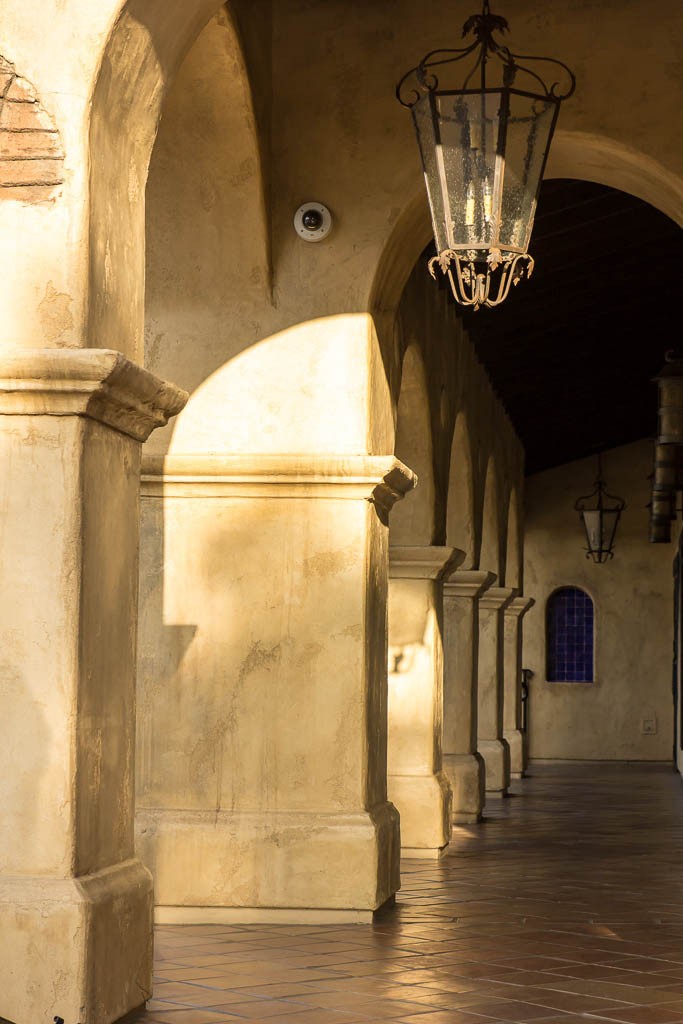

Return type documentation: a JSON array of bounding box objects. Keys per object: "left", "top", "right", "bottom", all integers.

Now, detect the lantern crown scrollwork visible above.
[{"left": 397, "top": 0, "right": 575, "bottom": 310}]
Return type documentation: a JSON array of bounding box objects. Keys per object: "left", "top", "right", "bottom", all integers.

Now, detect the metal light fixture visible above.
[
  {"left": 649, "top": 353, "right": 683, "bottom": 542},
  {"left": 575, "top": 455, "right": 626, "bottom": 564},
  {"left": 397, "top": 0, "right": 575, "bottom": 310}
]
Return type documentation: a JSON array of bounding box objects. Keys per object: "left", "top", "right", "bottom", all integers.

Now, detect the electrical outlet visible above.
[{"left": 641, "top": 717, "right": 657, "bottom": 735}]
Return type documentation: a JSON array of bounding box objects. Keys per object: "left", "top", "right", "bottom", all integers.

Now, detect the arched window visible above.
[{"left": 546, "top": 587, "right": 594, "bottom": 682}]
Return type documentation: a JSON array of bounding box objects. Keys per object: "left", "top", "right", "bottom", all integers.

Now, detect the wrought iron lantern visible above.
[
  {"left": 575, "top": 455, "right": 626, "bottom": 564},
  {"left": 397, "top": 0, "right": 575, "bottom": 310}
]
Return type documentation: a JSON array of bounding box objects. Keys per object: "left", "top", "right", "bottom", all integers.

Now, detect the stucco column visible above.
[
  {"left": 478, "top": 586, "right": 518, "bottom": 795},
  {"left": 387, "top": 546, "right": 464, "bottom": 857},
  {"left": 442, "top": 570, "right": 496, "bottom": 823},
  {"left": 0, "top": 350, "right": 186, "bottom": 1024},
  {"left": 136, "top": 454, "right": 414, "bottom": 922},
  {"left": 504, "top": 597, "right": 535, "bottom": 779}
]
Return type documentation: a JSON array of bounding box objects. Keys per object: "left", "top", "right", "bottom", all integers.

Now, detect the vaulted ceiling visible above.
[{"left": 446, "top": 179, "right": 683, "bottom": 475}]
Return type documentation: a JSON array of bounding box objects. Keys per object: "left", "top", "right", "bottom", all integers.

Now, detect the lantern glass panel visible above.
[
  {"left": 412, "top": 89, "right": 557, "bottom": 256},
  {"left": 582, "top": 509, "right": 602, "bottom": 554},
  {"left": 414, "top": 91, "right": 501, "bottom": 253},
  {"left": 498, "top": 92, "right": 556, "bottom": 251},
  {"left": 413, "top": 95, "right": 448, "bottom": 252},
  {"left": 602, "top": 508, "right": 621, "bottom": 554}
]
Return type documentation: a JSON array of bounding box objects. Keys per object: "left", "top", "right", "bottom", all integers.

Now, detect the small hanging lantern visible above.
[
  {"left": 574, "top": 455, "right": 626, "bottom": 564},
  {"left": 396, "top": 0, "right": 575, "bottom": 310}
]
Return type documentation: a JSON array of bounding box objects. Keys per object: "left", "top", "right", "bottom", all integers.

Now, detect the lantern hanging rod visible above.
[
  {"left": 574, "top": 455, "right": 626, "bottom": 516},
  {"left": 396, "top": 0, "right": 576, "bottom": 108}
]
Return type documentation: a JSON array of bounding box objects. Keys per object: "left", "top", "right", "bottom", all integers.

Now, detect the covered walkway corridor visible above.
[{"left": 135, "top": 763, "right": 683, "bottom": 1024}]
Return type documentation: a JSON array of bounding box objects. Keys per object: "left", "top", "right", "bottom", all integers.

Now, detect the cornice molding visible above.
[
  {"left": 505, "top": 596, "right": 535, "bottom": 619},
  {"left": 389, "top": 545, "right": 465, "bottom": 580},
  {"left": 479, "top": 586, "right": 518, "bottom": 612},
  {"left": 443, "top": 569, "right": 497, "bottom": 600},
  {"left": 141, "top": 453, "right": 415, "bottom": 513},
  {"left": 0, "top": 348, "right": 187, "bottom": 442}
]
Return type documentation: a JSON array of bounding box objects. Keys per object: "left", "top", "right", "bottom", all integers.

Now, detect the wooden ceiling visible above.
[{"left": 440, "top": 179, "right": 683, "bottom": 475}]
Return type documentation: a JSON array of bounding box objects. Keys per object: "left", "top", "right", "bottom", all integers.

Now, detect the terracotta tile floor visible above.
[{"left": 131, "top": 762, "right": 683, "bottom": 1024}]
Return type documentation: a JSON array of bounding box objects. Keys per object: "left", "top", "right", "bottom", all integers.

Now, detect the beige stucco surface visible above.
[
  {"left": 136, "top": 456, "right": 410, "bottom": 917},
  {"left": 2, "top": 0, "right": 683, "bottom": 1018},
  {"left": 0, "top": 352, "right": 183, "bottom": 1024},
  {"left": 387, "top": 548, "right": 462, "bottom": 853},
  {"left": 525, "top": 440, "right": 674, "bottom": 761}
]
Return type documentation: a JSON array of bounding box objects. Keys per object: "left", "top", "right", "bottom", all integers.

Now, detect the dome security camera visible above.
[{"left": 294, "top": 202, "right": 333, "bottom": 242}]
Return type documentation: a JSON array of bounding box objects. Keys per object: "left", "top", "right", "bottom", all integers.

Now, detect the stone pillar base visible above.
[
  {"left": 444, "top": 752, "right": 485, "bottom": 823},
  {"left": 0, "top": 860, "right": 153, "bottom": 1024},
  {"left": 479, "top": 738, "right": 511, "bottom": 794},
  {"left": 388, "top": 771, "right": 451, "bottom": 854},
  {"left": 137, "top": 803, "right": 399, "bottom": 920},
  {"left": 505, "top": 728, "right": 526, "bottom": 778}
]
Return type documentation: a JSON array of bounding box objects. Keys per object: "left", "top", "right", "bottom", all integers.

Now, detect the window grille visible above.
[{"left": 546, "top": 586, "right": 594, "bottom": 682}]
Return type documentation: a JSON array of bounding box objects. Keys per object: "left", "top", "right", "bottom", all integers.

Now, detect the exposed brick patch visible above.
[{"left": 0, "top": 55, "right": 64, "bottom": 200}]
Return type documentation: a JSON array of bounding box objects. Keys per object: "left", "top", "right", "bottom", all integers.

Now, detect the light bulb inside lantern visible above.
[
  {"left": 465, "top": 181, "right": 475, "bottom": 227},
  {"left": 483, "top": 177, "right": 492, "bottom": 223}
]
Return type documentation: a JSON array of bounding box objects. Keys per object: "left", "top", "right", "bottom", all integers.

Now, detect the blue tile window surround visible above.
[{"left": 546, "top": 586, "right": 594, "bottom": 683}]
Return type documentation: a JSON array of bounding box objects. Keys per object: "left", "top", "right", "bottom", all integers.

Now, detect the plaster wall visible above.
[
  {"left": 0, "top": 351, "right": 184, "bottom": 1024},
  {"left": 1, "top": 0, "right": 683, "bottom": 365},
  {"left": 135, "top": 452, "right": 409, "bottom": 917},
  {"left": 524, "top": 440, "right": 674, "bottom": 762}
]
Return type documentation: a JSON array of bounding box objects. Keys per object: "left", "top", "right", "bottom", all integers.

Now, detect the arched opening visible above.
[
  {"left": 479, "top": 455, "right": 501, "bottom": 579},
  {"left": 369, "top": 133, "right": 683, "bottom": 358},
  {"left": 505, "top": 488, "right": 522, "bottom": 591},
  {"left": 446, "top": 411, "right": 475, "bottom": 567},
  {"left": 390, "top": 343, "right": 436, "bottom": 546}
]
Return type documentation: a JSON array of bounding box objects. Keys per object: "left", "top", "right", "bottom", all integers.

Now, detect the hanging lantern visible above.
[
  {"left": 654, "top": 351, "right": 683, "bottom": 446},
  {"left": 396, "top": 0, "right": 575, "bottom": 310},
  {"left": 574, "top": 456, "right": 626, "bottom": 564}
]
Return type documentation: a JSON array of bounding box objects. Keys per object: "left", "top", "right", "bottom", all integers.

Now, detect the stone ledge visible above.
[
  {"left": 505, "top": 595, "right": 536, "bottom": 619},
  {"left": 0, "top": 348, "right": 188, "bottom": 441},
  {"left": 479, "top": 586, "right": 518, "bottom": 612},
  {"left": 141, "top": 453, "right": 415, "bottom": 511},
  {"left": 444, "top": 569, "right": 497, "bottom": 599},
  {"left": 388, "top": 545, "right": 465, "bottom": 580}
]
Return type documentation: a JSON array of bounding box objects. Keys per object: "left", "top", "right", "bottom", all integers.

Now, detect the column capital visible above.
[
  {"left": 141, "top": 453, "right": 415, "bottom": 514},
  {"left": 505, "top": 596, "right": 535, "bottom": 620},
  {"left": 479, "top": 586, "right": 518, "bottom": 612},
  {"left": 443, "top": 569, "right": 497, "bottom": 600},
  {"left": 389, "top": 545, "right": 465, "bottom": 580},
  {"left": 0, "top": 348, "right": 188, "bottom": 441}
]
